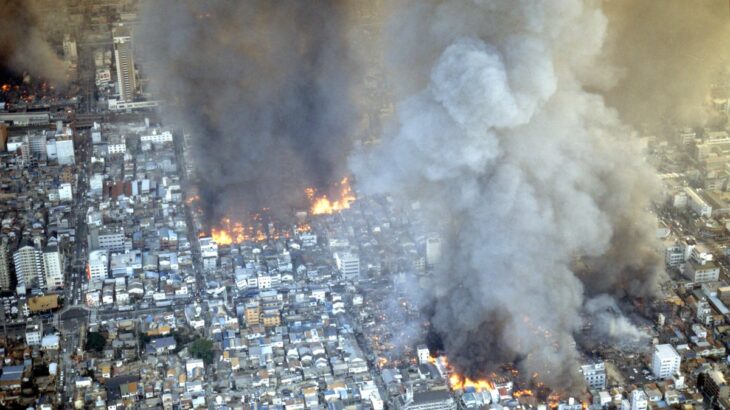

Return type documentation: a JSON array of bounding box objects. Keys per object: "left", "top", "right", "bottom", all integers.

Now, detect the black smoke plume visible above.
[
  {"left": 0, "top": 0, "right": 68, "bottom": 84},
  {"left": 137, "top": 1, "right": 359, "bottom": 222}
]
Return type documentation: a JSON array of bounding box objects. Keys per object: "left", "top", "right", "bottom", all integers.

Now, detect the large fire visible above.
[
  {"left": 210, "top": 218, "right": 267, "bottom": 245},
  {"left": 438, "top": 356, "right": 494, "bottom": 392},
  {"left": 204, "top": 177, "right": 354, "bottom": 245},
  {"left": 306, "top": 177, "right": 355, "bottom": 215},
  {"left": 208, "top": 214, "right": 308, "bottom": 245},
  {"left": 211, "top": 227, "right": 235, "bottom": 245},
  {"left": 449, "top": 374, "right": 494, "bottom": 392},
  {"left": 513, "top": 389, "right": 534, "bottom": 398}
]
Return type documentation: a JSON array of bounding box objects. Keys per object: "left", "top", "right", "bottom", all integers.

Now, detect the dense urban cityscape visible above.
[{"left": 0, "top": 1, "right": 729, "bottom": 410}]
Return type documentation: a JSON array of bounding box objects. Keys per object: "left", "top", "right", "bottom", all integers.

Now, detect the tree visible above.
[
  {"left": 172, "top": 331, "right": 192, "bottom": 353},
  {"left": 86, "top": 331, "right": 106, "bottom": 352},
  {"left": 189, "top": 338, "right": 214, "bottom": 364}
]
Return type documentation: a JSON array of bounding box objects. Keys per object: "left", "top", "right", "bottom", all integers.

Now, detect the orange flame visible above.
[
  {"left": 185, "top": 194, "right": 200, "bottom": 205},
  {"left": 513, "top": 389, "right": 534, "bottom": 398},
  {"left": 211, "top": 227, "right": 234, "bottom": 245},
  {"left": 548, "top": 393, "right": 561, "bottom": 409},
  {"left": 307, "top": 177, "right": 356, "bottom": 215},
  {"left": 1, "top": 84, "right": 9, "bottom": 93},
  {"left": 440, "top": 355, "right": 494, "bottom": 392},
  {"left": 210, "top": 216, "right": 272, "bottom": 245},
  {"left": 449, "top": 374, "right": 494, "bottom": 392}
]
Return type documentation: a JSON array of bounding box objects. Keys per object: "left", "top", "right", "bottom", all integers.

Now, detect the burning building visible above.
[
  {"left": 350, "top": 0, "right": 666, "bottom": 390},
  {"left": 137, "top": 0, "right": 363, "bottom": 223}
]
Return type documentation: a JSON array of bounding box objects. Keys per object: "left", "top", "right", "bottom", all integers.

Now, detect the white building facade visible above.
[{"left": 652, "top": 344, "right": 681, "bottom": 379}]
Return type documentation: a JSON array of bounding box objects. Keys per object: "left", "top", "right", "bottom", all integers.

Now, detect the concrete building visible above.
[
  {"left": 400, "top": 390, "right": 457, "bottom": 410},
  {"left": 26, "top": 132, "right": 47, "bottom": 157},
  {"left": 261, "top": 309, "right": 281, "bottom": 328},
  {"left": 113, "top": 25, "right": 136, "bottom": 102},
  {"left": 690, "top": 243, "right": 713, "bottom": 265},
  {"left": 56, "top": 138, "right": 75, "bottom": 165},
  {"left": 89, "top": 174, "right": 104, "bottom": 196},
  {"left": 694, "top": 132, "right": 730, "bottom": 162},
  {"left": 334, "top": 251, "right": 360, "bottom": 279},
  {"left": 108, "top": 137, "right": 127, "bottom": 155},
  {"left": 25, "top": 319, "right": 43, "bottom": 346},
  {"left": 58, "top": 183, "right": 73, "bottom": 202},
  {"left": 698, "top": 368, "right": 730, "bottom": 409},
  {"left": 141, "top": 130, "right": 173, "bottom": 144},
  {"left": 13, "top": 245, "right": 45, "bottom": 290},
  {"left": 63, "top": 34, "right": 78, "bottom": 63},
  {"left": 417, "top": 345, "right": 431, "bottom": 364},
  {"left": 630, "top": 390, "right": 648, "bottom": 410},
  {"left": 244, "top": 302, "right": 260, "bottom": 326},
  {"left": 685, "top": 260, "right": 720, "bottom": 283},
  {"left": 88, "top": 226, "right": 126, "bottom": 253},
  {"left": 581, "top": 362, "right": 607, "bottom": 390},
  {"left": 88, "top": 249, "right": 110, "bottom": 282},
  {"left": 665, "top": 244, "right": 685, "bottom": 267},
  {"left": 697, "top": 298, "right": 714, "bottom": 326},
  {"left": 0, "top": 112, "right": 49, "bottom": 127},
  {"left": 200, "top": 237, "right": 218, "bottom": 271},
  {"left": 0, "top": 238, "right": 10, "bottom": 291},
  {"left": 43, "top": 244, "right": 64, "bottom": 289},
  {"left": 41, "top": 334, "right": 60, "bottom": 350},
  {"left": 685, "top": 187, "right": 712, "bottom": 218},
  {"left": 652, "top": 344, "right": 681, "bottom": 379},
  {"left": 426, "top": 236, "right": 442, "bottom": 267}
]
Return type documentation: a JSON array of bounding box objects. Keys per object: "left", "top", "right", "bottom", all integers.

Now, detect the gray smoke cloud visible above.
[
  {"left": 584, "top": 295, "right": 650, "bottom": 349},
  {"left": 351, "top": 0, "right": 663, "bottom": 390},
  {"left": 137, "top": 0, "right": 360, "bottom": 222},
  {"left": 0, "top": 0, "right": 68, "bottom": 85},
  {"left": 601, "top": 0, "right": 730, "bottom": 128}
]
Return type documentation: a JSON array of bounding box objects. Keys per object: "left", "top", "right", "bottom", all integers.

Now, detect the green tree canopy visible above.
[
  {"left": 85, "top": 331, "right": 106, "bottom": 352},
  {"left": 189, "top": 338, "right": 214, "bottom": 364}
]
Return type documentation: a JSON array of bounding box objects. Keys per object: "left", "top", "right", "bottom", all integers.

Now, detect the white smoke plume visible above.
[
  {"left": 351, "top": 0, "right": 663, "bottom": 390},
  {"left": 584, "top": 295, "right": 650, "bottom": 349}
]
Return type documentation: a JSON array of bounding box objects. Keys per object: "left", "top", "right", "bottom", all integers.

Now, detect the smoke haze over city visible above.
[
  {"left": 0, "top": 0, "right": 69, "bottom": 85},
  {"left": 351, "top": 0, "right": 664, "bottom": 389},
  {"left": 137, "top": 0, "right": 730, "bottom": 390},
  {"left": 137, "top": 0, "right": 361, "bottom": 222},
  {"left": 5, "top": 0, "right": 730, "bottom": 407}
]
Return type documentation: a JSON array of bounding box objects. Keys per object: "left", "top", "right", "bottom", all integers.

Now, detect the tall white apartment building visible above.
[
  {"left": 652, "top": 344, "right": 681, "bottom": 379},
  {"left": 13, "top": 245, "right": 45, "bottom": 290},
  {"left": 334, "top": 251, "right": 360, "bottom": 279},
  {"left": 43, "top": 244, "right": 64, "bottom": 289},
  {"left": 113, "top": 25, "right": 136, "bottom": 102},
  {"left": 0, "top": 238, "right": 10, "bottom": 291},
  {"left": 88, "top": 249, "right": 109, "bottom": 282}
]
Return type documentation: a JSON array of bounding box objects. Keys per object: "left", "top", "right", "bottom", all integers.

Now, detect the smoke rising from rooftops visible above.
[
  {"left": 137, "top": 0, "right": 361, "bottom": 221},
  {"left": 350, "top": 0, "right": 665, "bottom": 390}
]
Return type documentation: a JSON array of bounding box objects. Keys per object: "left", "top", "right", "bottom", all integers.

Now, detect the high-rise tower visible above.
[{"left": 113, "top": 25, "right": 136, "bottom": 102}]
